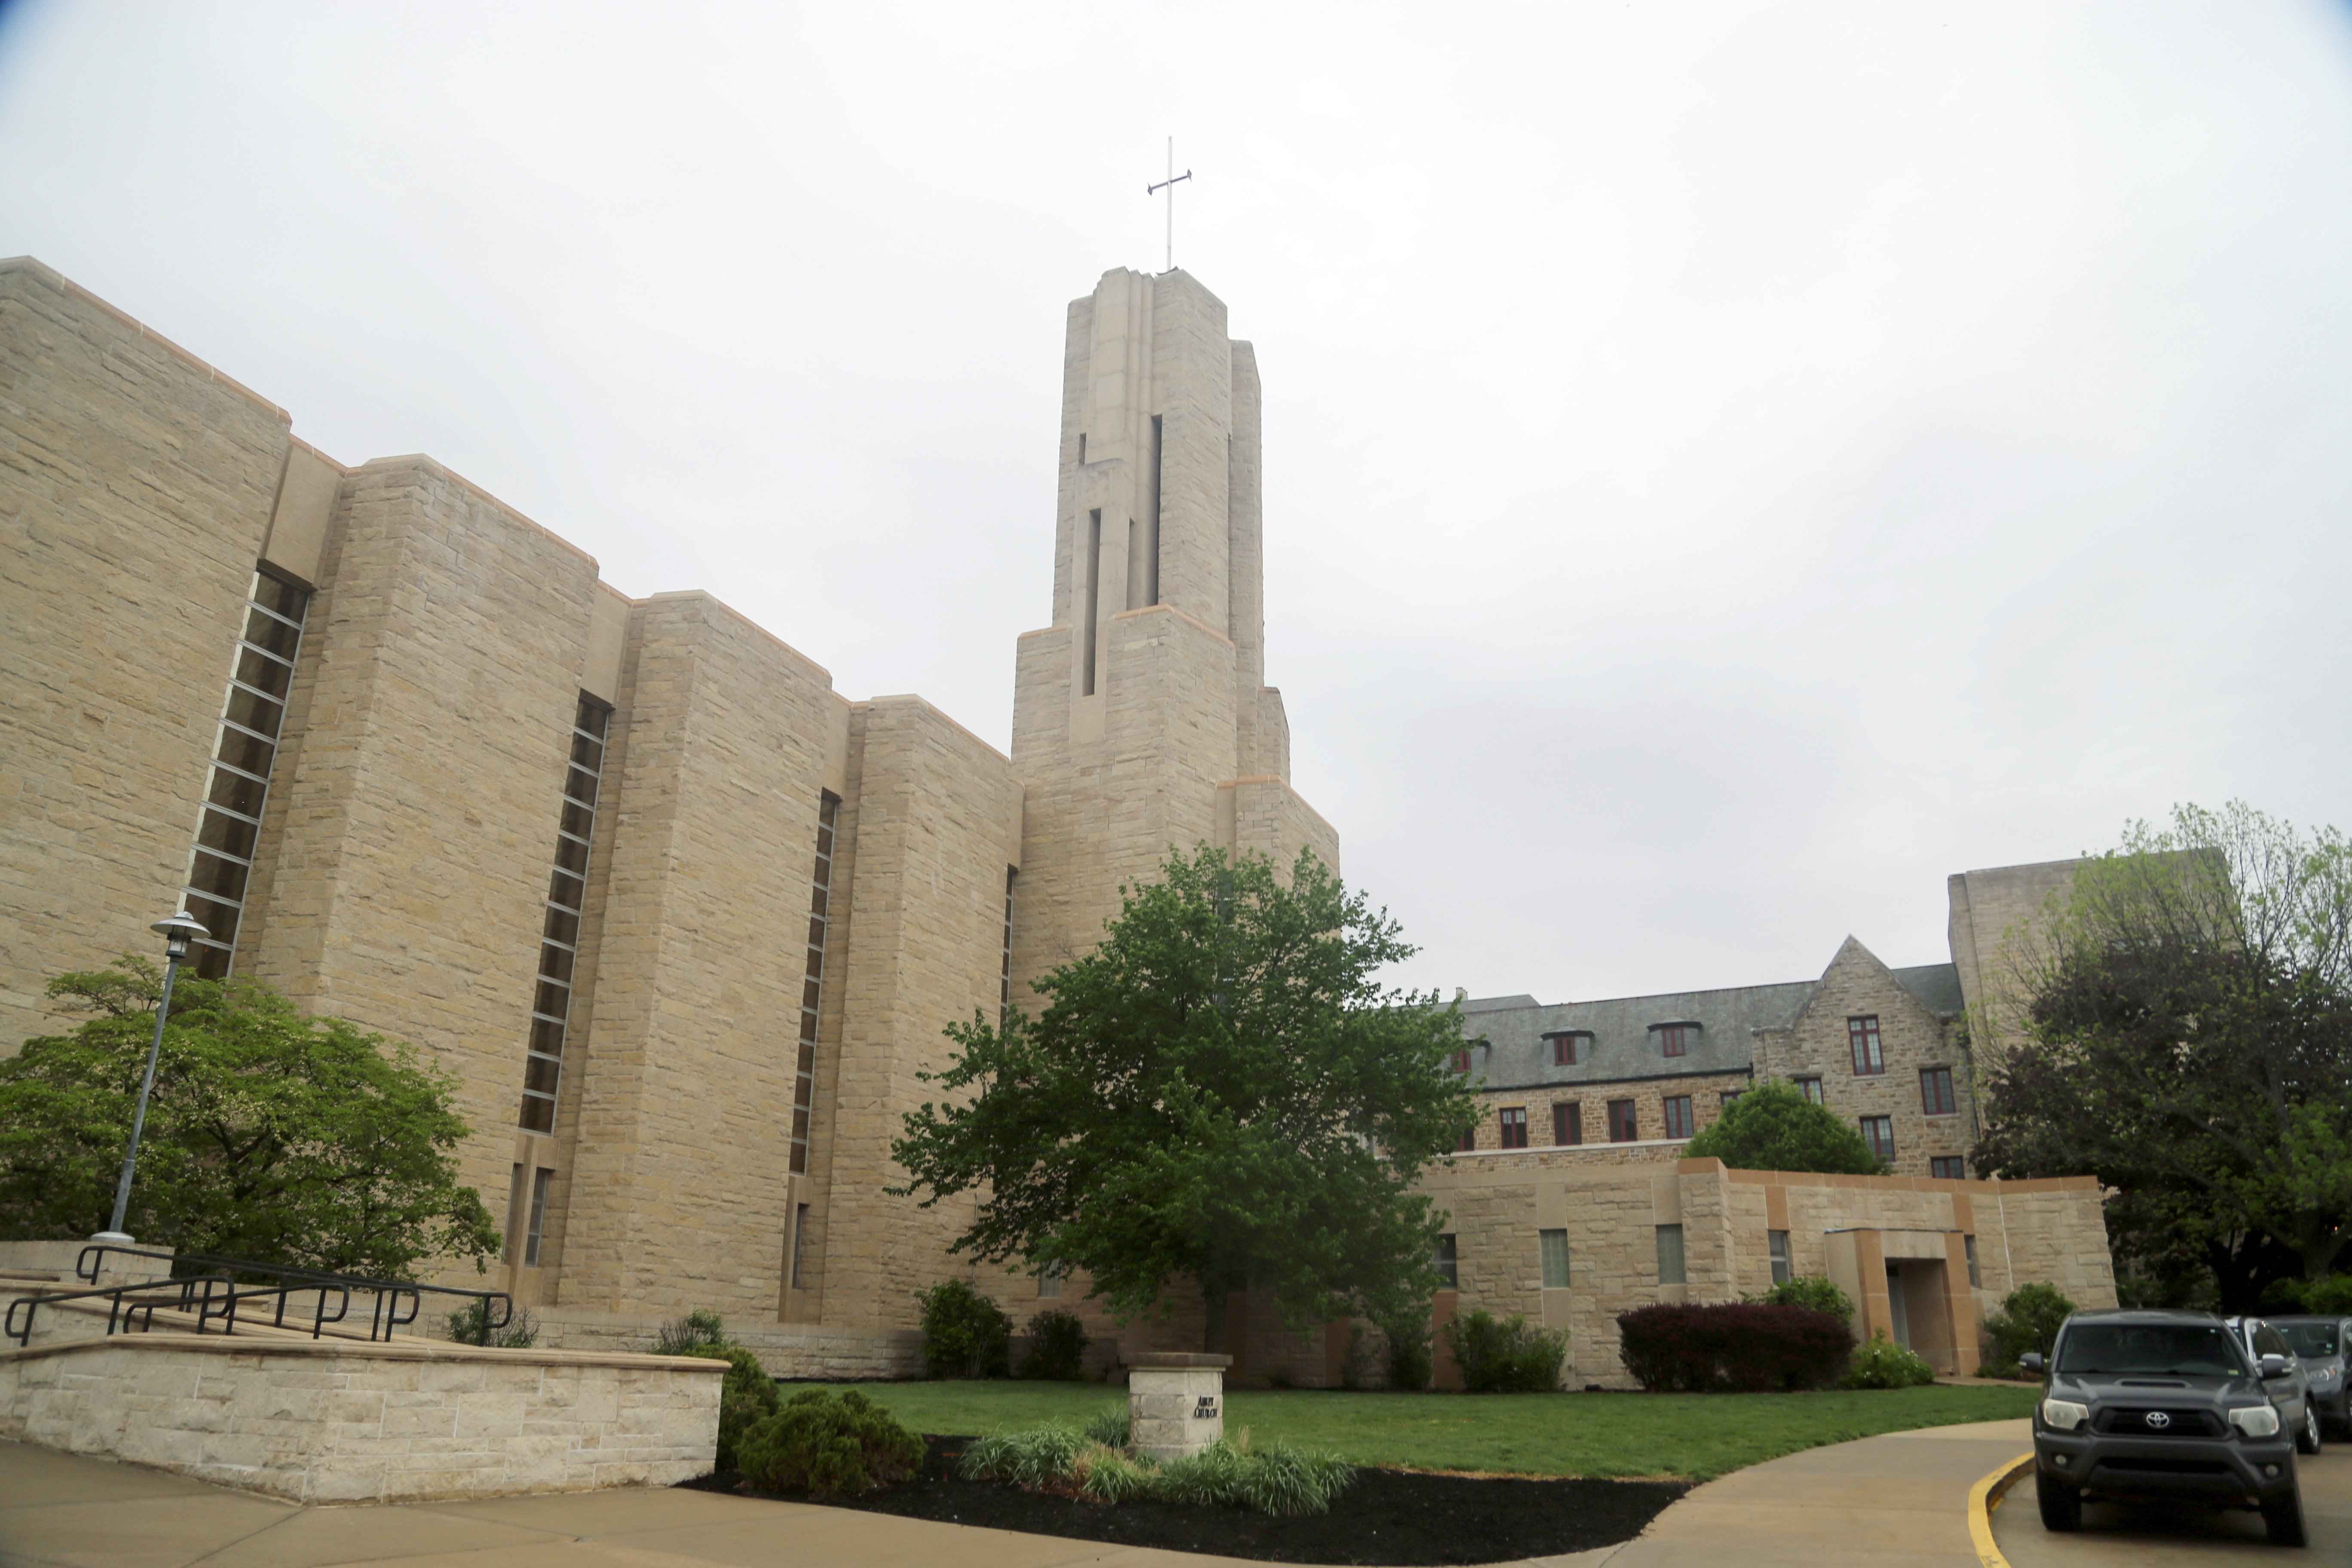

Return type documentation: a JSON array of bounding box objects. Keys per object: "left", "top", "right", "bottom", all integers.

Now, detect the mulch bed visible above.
[{"left": 678, "top": 1436, "right": 1687, "bottom": 1565}]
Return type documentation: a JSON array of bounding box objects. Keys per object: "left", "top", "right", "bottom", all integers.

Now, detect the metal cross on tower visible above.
[{"left": 1146, "top": 137, "right": 1193, "bottom": 274}]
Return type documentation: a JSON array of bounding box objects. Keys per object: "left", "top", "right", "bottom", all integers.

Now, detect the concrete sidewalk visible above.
[{"left": 0, "top": 1422, "right": 2029, "bottom": 1568}]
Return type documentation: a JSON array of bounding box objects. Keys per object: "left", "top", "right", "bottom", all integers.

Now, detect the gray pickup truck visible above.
[{"left": 2024, "top": 1308, "right": 2306, "bottom": 1546}]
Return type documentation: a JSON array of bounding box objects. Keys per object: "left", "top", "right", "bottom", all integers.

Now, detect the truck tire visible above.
[
  {"left": 2036, "top": 1470, "right": 2081, "bottom": 1533},
  {"left": 2263, "top": 1479, "right": 2309, "bottom": 1547}
]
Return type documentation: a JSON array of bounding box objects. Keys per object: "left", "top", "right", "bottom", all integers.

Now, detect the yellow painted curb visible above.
[{"left": 1967, "top": 1452, "right": 2037, "bottom": 1568}]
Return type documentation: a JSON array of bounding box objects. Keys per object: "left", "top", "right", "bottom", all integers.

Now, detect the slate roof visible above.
[{"left": 1453, "top": 959, "right": 1965, "bottom": 1093}]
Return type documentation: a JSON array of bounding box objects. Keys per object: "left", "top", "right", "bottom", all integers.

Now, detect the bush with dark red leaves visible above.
[{"left": 1616, "top": 1302, "right": 1853, "bottom": 1392}]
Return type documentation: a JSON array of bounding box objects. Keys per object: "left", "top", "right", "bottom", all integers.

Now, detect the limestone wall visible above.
[
  {"left": 553, "top": 591, "right": 842, "bottom": 1320},
  {"left": 0, "top": 258, "right": 292, "bottom": 1048},
  {"left": 0, "top": 1333, "right": 720, "bottom": 1502}
]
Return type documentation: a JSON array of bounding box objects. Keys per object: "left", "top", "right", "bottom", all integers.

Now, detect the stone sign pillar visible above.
[{"left": 1127, "top": 1351, "right": 1231, "bottom": 1462}]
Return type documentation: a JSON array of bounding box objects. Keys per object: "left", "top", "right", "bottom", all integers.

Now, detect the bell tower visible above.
[{"left": 1008, "top": 268, "right": 1337, "bottom": 991}]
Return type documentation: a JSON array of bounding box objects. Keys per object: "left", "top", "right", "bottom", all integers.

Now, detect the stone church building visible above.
[{"left": 0, "top": 256, "right": 2107, "bottom": 1383}]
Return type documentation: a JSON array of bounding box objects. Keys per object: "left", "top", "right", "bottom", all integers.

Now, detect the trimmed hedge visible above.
[
  {"left": 737, "top": 1388, "right": 925, "bottom": 1497},
  {"left": 1617, "top": 1302, "right": 1852, "bottom": 1392}
]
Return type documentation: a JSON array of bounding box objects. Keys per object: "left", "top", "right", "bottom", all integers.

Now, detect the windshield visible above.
[
  {"left": 2055, "top": 1323, "right": 2246, "bottom": 1378},
  {"left": 2279, "top": 1323, "right": 2340, "bottom": 1359}
]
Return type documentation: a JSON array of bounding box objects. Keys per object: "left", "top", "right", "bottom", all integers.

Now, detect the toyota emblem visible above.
[{"left": 2146, "top": 1411, "right": 2172, "bottom": 1430}]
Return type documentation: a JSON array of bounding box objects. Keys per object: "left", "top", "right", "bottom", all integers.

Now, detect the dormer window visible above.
[
  {"left": 1652, "top": 1022, "right": 1699, "bottom": 1058},
  {"left": 1450, "top": 1049, "right": 1472, "bottom": 1075},
  {"left": 1542, "top": 1030, "right": 1590, "bottom": 1066}
]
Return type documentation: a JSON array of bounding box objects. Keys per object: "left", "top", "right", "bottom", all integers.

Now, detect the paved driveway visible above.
[{"left": 1991, "top": 1445, "right": 2352, "bottom": 1565}]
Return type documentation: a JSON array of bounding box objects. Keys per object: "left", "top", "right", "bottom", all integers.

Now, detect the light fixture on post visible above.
[{"left": 91, "top": 911, "right": 209, "bottom": 1247}]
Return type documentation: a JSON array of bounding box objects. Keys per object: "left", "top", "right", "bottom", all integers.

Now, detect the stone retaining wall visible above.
[
  {"left": 533, "top": 1307, "right": 922, "bottom": 1380},
  {"left": 0, "top": 1332, "right": 721, "bottom": 1503}
]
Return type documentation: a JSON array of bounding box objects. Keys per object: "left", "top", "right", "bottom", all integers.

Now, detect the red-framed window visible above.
[
  {"left": 1860, "top": 1115, "right": 1896, "bottom": 1161},
  {"left": 1498, "top": 1106, "right": 1528, "bottom": 1148},
  {"left": 1544, "top": 1031, "right": 1584, "bottom": 1066},
  {"left": 1607, "top": 1099, "right": 1639, "bottom": 1142},
  {"left": 1930, "top": 1156, "right": 1966, "bottom": 1180},
  {"left": 1554, "top": 1102, "right": 1582, "bottom": 1145},
  {"left": 1848, "top": 1016, "right": 1884, "bottom": 1075},
  {"left": 1796, "top": 1076, "right": 1825, "bottom": 1104},
  {"left": 1920, "top": 1066, "right": 1957, "bottom": 1116},
  {"left": 1658, "top": 1024, "right": 1692, "bottom": 1057},
  {"left": 1720, "top": 1089, "right": 1743, "bottom": 1109},
  {"left": 1451, "top": 1049, "right": 1472, "bottom": 1075},
  {"left": 1457, "top": 1124, "right": 1478, "bottom": 1152},
  {"left": 1662, "top": 1095, "right": 1695, "bottom": 1140}
]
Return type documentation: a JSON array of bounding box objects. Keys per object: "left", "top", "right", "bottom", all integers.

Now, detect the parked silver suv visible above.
[
  {"left": 2025, "top": 1309, "right": 2305, "bottom": 1546},
  {"left": 2226, "top": 1317, "right": 2324, "bottom": 1456},
  {"left": 2264, "top": 1316, "right": 2350, "bottom": 1439}
]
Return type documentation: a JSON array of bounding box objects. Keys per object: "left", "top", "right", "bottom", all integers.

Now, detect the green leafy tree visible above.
[
  {"left": 1682, "top": 1080, "right": 1887, "bottom": 1174},
  {"left": 0, "top": 960, "right": 500, "bottom": 1278},
  {"left": 892, "top": 847, "right": 1475, "bottom": 1352},
  {"left": 1974, "top": 804, "right": 2352, "bottom": 1306}
]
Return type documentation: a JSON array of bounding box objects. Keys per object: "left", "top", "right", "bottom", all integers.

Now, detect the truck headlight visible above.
[
  {"left": 2229, "top": 1405, "right": 2283, "bottom": 1439},
  {"left": 2040, "top": 1398, "right": 2089, "bottom": 1431},
  {"left": 2310, "top": 1366, "right": 2341, "bottom": 1389}
]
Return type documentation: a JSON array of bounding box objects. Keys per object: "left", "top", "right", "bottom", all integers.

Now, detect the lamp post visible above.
[{"left": 91, "top": 911, "right": 209, "bottom": 1247}]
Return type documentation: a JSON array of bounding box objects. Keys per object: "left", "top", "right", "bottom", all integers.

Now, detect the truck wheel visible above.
[
  {"left": 2297, "top": 1405, "right": 2322, "bottom": 1456},
  {"left": 2036, "top": 1470, "right": 2081, "bottom": 1533},
  {"left": 2263, "top": 1480, "right": 2309, "bottom": 1548}
]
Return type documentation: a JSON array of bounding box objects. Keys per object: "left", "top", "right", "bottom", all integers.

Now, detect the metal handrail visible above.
[{"left": 0, "top": 1244, "right": 512, "bottom": 1350}]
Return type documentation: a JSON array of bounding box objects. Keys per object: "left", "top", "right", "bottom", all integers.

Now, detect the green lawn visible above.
[{"left": 799, "top": 1380, "right": 2037, "bottom": 1482}]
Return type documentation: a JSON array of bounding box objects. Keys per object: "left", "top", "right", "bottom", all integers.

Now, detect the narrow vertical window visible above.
[
  {"left": 1145, "top": 413, "right": 1162, "bottom": 606},
  {"left": 518, "top": 695, "right": 607, "bottom": 1133},
  {"left": 524, "top": 1168, "right": 553, "bottom": 1266},
  {"left": 790, "top": 1203, "right": 811, "bottom": 1289},
  {"left": 1539, "top": 1229, "right": 1571, "bottom": 1289},
  {"left": 789, "top": 793, "right": 839, "bottom": 1176},
  {"left": 1038, "top": 1262, "right": 1064, "bottom": 1299},
  {"left": 1434, "top": 1234, "right": 1458, "bottom": 1288},
  {"left": 1796, "top": 1076, "right": 1825, "bottom": 1104},
  {"left": 1607, "top": 1099, "right": 1638, "bottom": 1142},
  {"left": 1655, "top": 1224, "right": 1686, "bottom": 1286},
  {"left": 1498, "top": 1106, "right": 1528, "bottom": 1148},
  {"left": 1450, "top": 1048, "right": 1472, "bottom": 1075},
  {"left": 1964, "top": 1234, "right": 1981, "bottom": 1287},
  {"left": 1456, "top": 1124, "right": 1478, "bottom": 1152},
  {"left": 1768, "top": 1229, "right": 1792, "bottom": 1285},
  {"left": 1553, "top": 1102, "right": 1582, "bottom": 1145},
  {"left": 1848, "top": 1016, "right": 1885, "bottom": 1075},
  {"left": 183, "top": 569, "right": 311, "bottom": 977},
  {"left": 1000, "top": 868, "right": 1016, "bottom": 1024},
  {"left": 1077, "top": 432, "right": 1087, "bottom": 466},
  {"left": 1081, "top": 509, "right": 1101, "bottom": 696},
  {"left": 1920, "top": 1066, "right": 1957, "bottom": 1116},
  {"left": 1544, "top": 1031, "right": 1583, "bottom": 1066},
  {"left": 1657, "top": 1024, "right": 1690, "bottom": 1057},
  {"left": 1662, "top": 1095, "right": 1695, "bottom": 1140},
  {"left": 1860, "top": 1115, "right": 1896, "bottom": 1161}
]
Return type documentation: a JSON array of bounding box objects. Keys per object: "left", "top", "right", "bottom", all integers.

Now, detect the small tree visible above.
[
  {"left": 1683, "top": 1080, "right": 1887, "bottom": 1175},
  {"left": 1981, "top": 1282, "right": 2075, "bottom": 1372},
  {"left": 0, "top": 962, "right": 499, "bottom": 1277},
  {"left": 893, "top": 848, "right": 1475, "bottom": 1351}
]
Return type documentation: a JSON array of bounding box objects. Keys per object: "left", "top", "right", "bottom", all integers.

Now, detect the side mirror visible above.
[
  {"left": 2260, "top": 1354, "right": 2294, "bottom": 1381},
  {"left": 2019, "top": 1352, "right": 2045, "bottom": 1374}
]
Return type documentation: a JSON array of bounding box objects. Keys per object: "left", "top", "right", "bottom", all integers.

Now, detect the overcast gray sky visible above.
[{"left": 5, "top": 1, "right": 2349, "bottom": 1004}]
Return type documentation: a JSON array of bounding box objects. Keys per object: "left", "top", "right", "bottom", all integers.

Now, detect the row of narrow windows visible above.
[
  {"left": 517, "top": 695, "right": 609, "bottom": 1134},
  {"left": 789, "top": 794, "right": 838, "bottom": 1174},
  {"left": 1469, "top": 1084, "right": 1965, "bottom": 1176},
  {"left": 1526, "top": 1015, "right": 1903, "bottom": 1071},
  {"left": 182, "top": 569, "right": 311, "bottom": 978},
  {"left": 1432, "top": 1225, "right": 1983, "bottom": 1292}
]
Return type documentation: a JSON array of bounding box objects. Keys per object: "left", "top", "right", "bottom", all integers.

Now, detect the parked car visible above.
[
  {"left": 2266, "top": 1316, "right": 2350, "bottom": 1439},
  {"left": 2024, "top": 1308, "right": 2305, "bottom": 1546},
  {"left": 2226, "top": 1317, "right": 2324, "bottom": 1455}
]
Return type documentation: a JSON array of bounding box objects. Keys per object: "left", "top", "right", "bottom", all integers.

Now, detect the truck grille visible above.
[{"left": 2096, "top": 1408, "right": 2223, "bottom": 1437}]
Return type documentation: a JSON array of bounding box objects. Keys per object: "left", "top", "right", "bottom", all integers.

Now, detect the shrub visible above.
[
  {"left": 652, "top": 1309, "right": 729, "bottom": 1357},
  {"left": 1158, "top": 1438, "right": 1354, "bottom": 1516},
  {"left": 1075, "top": 1444, "right": 1155, "bottom": 1503},
  {"left": 1617, "top": 1302, "right": 1853, "bottom": 1392},
  {"left": 1339, "top": 1321, "right": 1380, "bottom": 1390},
  {"left": 917, "top": 1279, "right": 1012, "bottom": 1379},
  {"left": 960, "top": 1422, "right": 1089, "bottom": 1487},
  {"left": 1844, "top": 1328, "right": 1935, "bottom": 1389},
  {"left": 1441, "top": 1308, "right": 1565, "bottom": 1393},
  {"left": 1017, "top": 1308, "right": 1090, "bottom": 1381},
  {"left": 1981, "top": 1282, "right": 2075, "bottom": 1372},
  {"left": 696, "top": 1347, "right": 780, "bottom": 1471},
  {"left": 1081, "top": 1404, "right": 1130, "bottom": 1448},
  {"left": 2260, "top": 1275, "right": 2352, "bottom": 1315},
  {"left": 1750, "top": 1275, "right": 1855, "bottom": 1323},
  {"left": 443, "top": 1300, "right": 537, "bottom": 1348},
  {"left": 1382, "top": 1315, "right": 1432, "bottom": 1391},
  {"left": 736, "top": 1388, "right": 924, "bottom": 1497}
]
